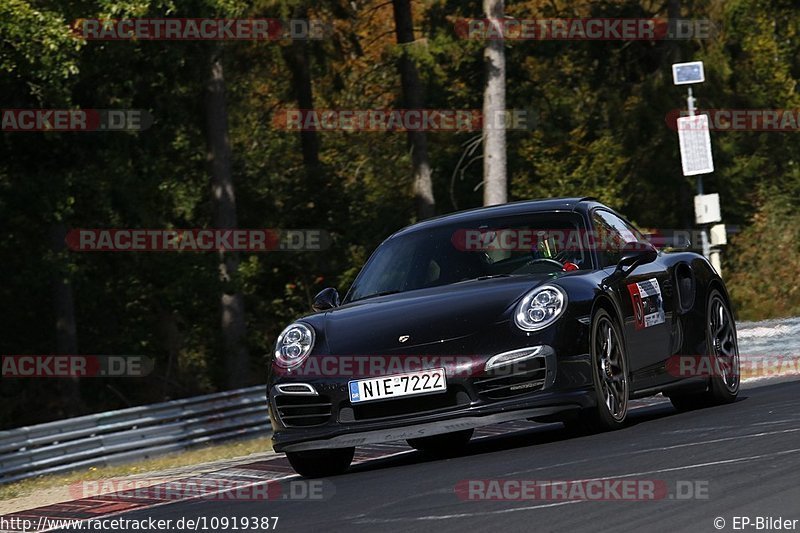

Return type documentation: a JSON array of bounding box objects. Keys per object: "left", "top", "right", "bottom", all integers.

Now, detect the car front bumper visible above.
[
  {"left": 270, "top": 387, "right": 595, "bottom": 452},
  {"left": 268, "top": 330, "right": 596, "bottom": 452}
]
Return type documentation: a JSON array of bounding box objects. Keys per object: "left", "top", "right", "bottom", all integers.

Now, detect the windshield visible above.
[{"left": 344, "top": 212, "right": 587, "bottom": 303}]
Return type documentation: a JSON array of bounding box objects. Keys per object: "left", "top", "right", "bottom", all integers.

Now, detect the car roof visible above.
[{"left": 392, "top": 197, "right": 600, "bottom": 237}]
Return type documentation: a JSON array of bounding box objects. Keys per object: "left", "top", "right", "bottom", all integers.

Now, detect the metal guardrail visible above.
[{"left": 0, "top": 386, "right": 270, "bottom": 484}]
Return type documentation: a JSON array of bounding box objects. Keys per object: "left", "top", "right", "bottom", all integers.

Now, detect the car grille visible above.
[
  {"left": 274, "top": 395, "right": 333, "bottom": 427},
  {"left": 473, "top": 357, "right": 548, "bottom": 399},
  {"left": 340, "top": 387, "right": 471, "bottom": 422}
]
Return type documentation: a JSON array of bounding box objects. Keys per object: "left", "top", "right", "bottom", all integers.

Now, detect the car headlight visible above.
[
  {"left": 274, "top": 322, "right": 315, "bottom": 368},
  {"left": 514, "top": 285, "right": 567, "bottom": 331}
]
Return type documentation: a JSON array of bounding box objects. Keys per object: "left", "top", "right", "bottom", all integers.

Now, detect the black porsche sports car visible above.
[{"left": 268, "top": 197, "right": 739, "bottom": 477}]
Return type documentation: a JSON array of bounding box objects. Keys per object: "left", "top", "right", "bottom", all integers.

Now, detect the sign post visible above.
[{"left": 672, "top": 60, "right": 724, "bottom": 274}]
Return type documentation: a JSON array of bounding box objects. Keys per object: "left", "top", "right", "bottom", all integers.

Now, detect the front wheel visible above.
[
  {"left": 567, "top": 308, "right": 630, "bottom": 433},
  {"left": 285, "top": 447, "right": 355, "bottom": 478},
  {"left": 407, "top": 429, "right": 474, "bottom": 457}
]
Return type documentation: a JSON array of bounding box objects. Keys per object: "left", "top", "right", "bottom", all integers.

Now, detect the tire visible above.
[
  {"left": 669, "top": 289, "right": 739, "bottom": 410},
  {"left": 568, "top": 308, "right": 630, "bottom": 433},
  {"left": 285, "top": 447, "right": 355, "bottom": 478},
  {"left": 407, "top": 429, "right": 474, "bottom": 457},
  {"left": 706, "top": 290, "right": 740, "bottom": 403},
  {"left": 668, "top": 393, "right": 703, "bottom": 412}
]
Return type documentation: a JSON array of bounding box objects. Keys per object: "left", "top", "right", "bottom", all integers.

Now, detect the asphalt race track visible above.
[{"left": 60, "top": 378, "right": 800, "bottom": 533}]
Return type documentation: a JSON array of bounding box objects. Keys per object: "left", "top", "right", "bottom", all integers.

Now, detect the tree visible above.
[
  {"left": 205, "top": 47, "right": 250, "bottom": 388},
  {"left": 50, "top": 222, "right": 84, "bottom": 414},
  {"left": 482, "top": 0, "right": 507, "bottom": 206},
  {"left": 282, "top": 5, "right": 322, "bottom": 185},
  {"left": 0, "top": 0, "right": 86, "bottom": 419},
  {"left": 392, "top": 0, "right": 435, "bottom": 219}
]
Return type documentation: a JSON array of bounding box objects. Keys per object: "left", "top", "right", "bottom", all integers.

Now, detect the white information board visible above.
[
  {"left": 677, "top": 114, "right": 714, "bottom": 176},
  {"left": 694, "top": 193, "right": 721, "bottom": 225}
]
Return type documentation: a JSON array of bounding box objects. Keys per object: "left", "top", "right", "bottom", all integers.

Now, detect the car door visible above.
[{"left": 591, "top": 209, "right": 675, "bottom": 391}]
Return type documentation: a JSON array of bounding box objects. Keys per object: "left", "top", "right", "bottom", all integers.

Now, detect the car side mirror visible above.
[
  {"left": 312, "top": 287, "right": 340, "bottom": 312},
  {"left": 617, "top": 241, "right": 658, "bottom": 272}
]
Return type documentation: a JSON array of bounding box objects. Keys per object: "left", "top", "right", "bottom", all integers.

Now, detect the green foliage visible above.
[
  {"left": 0, "top": 0, "right": 83, "bottom": 103},
  {"left": 513, "top": 131, "right": 629, "bottom": 206},
  {"left": 726, "top": 189, "right": 800, "bottom": 320}
]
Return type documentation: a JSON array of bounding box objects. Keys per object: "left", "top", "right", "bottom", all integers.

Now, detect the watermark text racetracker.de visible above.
[
  {"left": 74, "top": 18, "right": 329, "bottom": 40},
  {"left": 667, "top": 354, "right": 800, "bottom": 381},
  {"left": 273, "top": 355, "right": 483, "bottom": 377},
  {"left": 456, "top": 478, "right": 709, "bottom": 501},
  {"left": 1, "top": 109, "right": 152, "bottom": 132},
  {"left": 449, "top": 227, "right": 730, "bottom": 253},
  {"left": 66, "top": 229, "right": 330, "bottom": 252},
  {"left": 666, "top": 109, "right": 800, "bottom": 132},
  {"left": 455, "top": 18, "right": 715, "bottom": 40},
  {"left": 1, "top": 355, "right": 153, "bottom": 378},
  {"left": 69, "top": 478, "right": 331, "bottom": 502},
  {"left": 272, "top": 108, "right": 534, "bottom": 132}
]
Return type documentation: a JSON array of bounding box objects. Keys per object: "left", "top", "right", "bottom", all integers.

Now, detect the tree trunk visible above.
[
  {"left": 667, "top": 0, "right": 682, "bottom": 64},
  {"left": 205, "top": 48, "right": 250, "bottom": 388},
  {"left": 282, "top": 22, "right": 323, "bottom": 193},
  {"left": 50, "top": 222, "right": 83, "bottom": 415},
  {"left": 392, "top": 0, "right": 435, "bottom": 219},
  {"left": 482, "top": 0, "right": 507, "bottom": 206},
  {"left": 157, "top": 306, "right": 181, "bottom": 396}
]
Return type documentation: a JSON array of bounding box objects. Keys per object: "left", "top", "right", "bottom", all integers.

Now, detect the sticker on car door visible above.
[{"left": 627, "top": 278, "right": 665, "bottom": 330}]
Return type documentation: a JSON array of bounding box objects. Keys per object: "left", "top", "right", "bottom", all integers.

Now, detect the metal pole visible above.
[{"left": 689, "top": 86, "right": 711, "bottom": 259}]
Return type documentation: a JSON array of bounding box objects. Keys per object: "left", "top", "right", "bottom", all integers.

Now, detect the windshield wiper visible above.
[{"left": 461, "top": 274, "right": 513, "bottom": 282}]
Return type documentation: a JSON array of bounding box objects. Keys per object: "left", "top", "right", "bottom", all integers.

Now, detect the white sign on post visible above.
[
  {"left": 672, "top": 61, "right": 705, "bottom": 85},
  {"left": 709, "top": 223, "right": 727, "bottom": 246},
  {"left": 677, "top": 114, "right": 714, "bottom": 176},
  {"left": 694, "top": 193, "right": 721, "bottom": 225}
]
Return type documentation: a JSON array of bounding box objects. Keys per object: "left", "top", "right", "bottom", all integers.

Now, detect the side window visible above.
[{"left": 592, "top": 210, "right": 645, "bottom": 267}]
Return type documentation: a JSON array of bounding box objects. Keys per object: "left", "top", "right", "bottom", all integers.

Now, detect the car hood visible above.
[{"left": 314, "top": 274, "right": 560, "bottom": 355}]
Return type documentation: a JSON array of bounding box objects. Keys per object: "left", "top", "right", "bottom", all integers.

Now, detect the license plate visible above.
[{"left": 348, "top": 368, "right": 447, "bottom": 404}]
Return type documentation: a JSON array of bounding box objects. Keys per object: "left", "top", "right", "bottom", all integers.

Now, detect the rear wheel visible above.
[
  {"left": 285, "top": 447, "right": 355, "bottom": 478},
  {"left": 669, "top": 289, "right": 739, "bottom": 411},
  {"left": 407, "top": 429, "right": 474, "bottom": 456},
  {"left": 706, "top": 290, "right": 740, "bottom": 402},
  {"left": 566, "top": 309, "right": 629, "bottom": 433}
]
